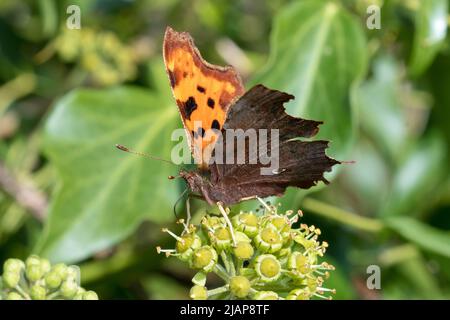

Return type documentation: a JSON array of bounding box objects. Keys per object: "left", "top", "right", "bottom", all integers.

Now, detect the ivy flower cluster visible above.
[
  {"left": 157, "top": 200, "right": 335, "bottom": 300},
  {"left": 0, "top": 255, "right": 98, "bottom": 300},
  {"left": 55, "top": 27, "right": 137, "bottom": 86}
]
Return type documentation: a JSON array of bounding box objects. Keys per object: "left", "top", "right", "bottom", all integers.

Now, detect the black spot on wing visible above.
[
  {"left": 197, "top": 86, "right": 206, "bottom": 93},
  {"left": 211, "top": 119, "right": 220, "bottom": 130},
  {"left": 184, "top": 96, "right": 197, "bottom": 120},
  {"left": 198, "top": 127, "right": 205, "bottom": 138},
  {"left": 207, "top": 98, "right": 215, "bottom": 109}
]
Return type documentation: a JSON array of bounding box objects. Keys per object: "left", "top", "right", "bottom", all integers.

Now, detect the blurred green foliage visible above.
[{"left": 0, "top": 0, "right": 449, "bottom": 299}]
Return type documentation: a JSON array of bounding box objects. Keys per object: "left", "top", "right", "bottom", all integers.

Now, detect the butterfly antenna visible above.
[
  {"left": 115, "top": 144, "right": 176, "bottom": 166},
  {"left": 173, "top": 188, "right": 189, "bottom": 220}
]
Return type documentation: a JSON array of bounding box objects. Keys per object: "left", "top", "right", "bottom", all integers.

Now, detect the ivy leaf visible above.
[
  {"left": 410, "top": 0, "right": 448, "bottom": 76},
  {"left": 36, "top": 86, "right": 180, "bottom": 263},
  {"left": 251, "top": 0, "right": 367, "bottom": 163},
  {"left": 379, "top": 134, "right": 447, "bottom": 218},
  {"left": 386, "top": 216, "right": 450, "bottom": 258},
  {"left": 356, "top": 55, "right": 411, "bottom": 162}
]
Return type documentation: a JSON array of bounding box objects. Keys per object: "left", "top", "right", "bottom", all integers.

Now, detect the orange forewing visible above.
[{"left": 163, "top": 27, "right": 245, "bottom": 168}]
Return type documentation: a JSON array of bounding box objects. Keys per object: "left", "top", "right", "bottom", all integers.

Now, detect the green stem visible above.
[
  {"left": 207, "top": 285, "right": 229, "bottom": 297},
  {"left": 378, "top": 244, "right": 419, "bottom": 266},
  {"left": 15, "top": 285, "right": 31, "bottom": 300},
  {"left": 228, "top": 255, "right": 236, "bottom": 277},
  {"left": 220, "top": 251, "right": 231, "bottom": 274},
  {"left": 213, "top": 264, "right": 230, "bottom": 282},
  {"left": 302, "top": 198, "right": 384, "bottom": 233},
  {"left": 46, "top": 291, "right": 62, "bottom": 300}
]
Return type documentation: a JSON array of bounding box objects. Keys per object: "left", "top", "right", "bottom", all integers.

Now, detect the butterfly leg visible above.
[
  {"left": 182, "top": 196, "right": 191, "bottom": 234},
  {"left": 172, "top": 188, "right": 189, "bottom": 221}
]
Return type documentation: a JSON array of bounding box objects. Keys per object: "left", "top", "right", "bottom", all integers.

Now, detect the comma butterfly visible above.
[{"left": 163, "top": 27, "right": 340, "bottom": 206}]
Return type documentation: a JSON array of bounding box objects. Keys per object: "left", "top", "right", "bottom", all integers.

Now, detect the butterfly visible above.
[{"left": 163, "top": 26, "right": 340, "bottom": 206}]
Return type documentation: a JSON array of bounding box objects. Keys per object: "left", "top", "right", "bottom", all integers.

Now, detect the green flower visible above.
[
  {"left": 233, "top": 242, "right": 254, "bottom": 260},
  {"left": 233, "top": 212, "right": 259, "bottom": 237},
  {"left": 55, "top": 27, "right": 137, "bottom": 86},
  {"left": 158, "top": 200, "right": 335, "bottom": 300},
  {"left": 191, "top": 246, "right": 218, "bottom": 273},
  {"left": 0, "top": 256, "right": 98, "bottom": 300},
  {"left": 190, "top": 285, "right": 208, "bottom": 300},
  {"left": 254, "top": 226, "right": 283, "bottom": 253},
  {"left": 229, "top": 276, "right": 251, "bottom": 298},
  {"left": 211, "top": 227, "right": 233, "bottom": 251}
]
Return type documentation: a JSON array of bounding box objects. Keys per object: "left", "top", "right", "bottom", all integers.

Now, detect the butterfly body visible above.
[{"left": 164, "top": 27, "right": 340, "bottom": 206}]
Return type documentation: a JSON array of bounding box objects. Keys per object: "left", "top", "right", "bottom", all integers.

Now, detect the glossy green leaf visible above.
[
  {"left": 36, "top": 86, "right": 180, "bottom": 263},
  {"left": 341, "top": 138, "right": 390, "bottom": 214},
  {"left": 379, "top": 134, "right": 447, "bottom": 218},
  {"left": 386, "top": 216, "right": 450, "bottom": 258},
  {"left": 251, "top": 0, "right": 367, "bottom": 163},
  {"left": 357, "top": 55, "right": 410, "bottom": 162},
  {"left": 410, "top": 0, "right": 448, "bottom": 76}
]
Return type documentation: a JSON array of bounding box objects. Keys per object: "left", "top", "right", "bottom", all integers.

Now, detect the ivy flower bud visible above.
[
  {"left": 254, "top": 226, "right": 283, "bottom": 253},
  {"left": 30, "top": 284, "right": 46, "bottom": 300},
  {"left": 40, "top": 259, "right": 51, "bottom": 274},
  {"left": 307, "top": 277, "right": 319, "bottom": 292},
  {"left": 6, "top": 292, "right": 23, "bottom": 300},
  {"left": 203, "top": 216, "right": 224, "bottom": 230},
  {"left": 190, "top": 285, "right": 208, "bottom": 300},
  {"left": 176, "top": 233, "right": 202, "bottom": 261},
  {"left": 1, "top": 255, "right": 98, "bottom": 300},
  {"left": 45, "top": 270, "right": 62, "bottom": 289},
  {"left": 255, "top": 254, "right": 281, "bottom": 282},
  {"left": 233, "top": 242, "right": 254, "bottom": 260},
  {"left": 83, "top": 291, "right": 99, "bottom": 300},
  {"left": 233, "top": 212, "right": 258, "bottom": 237},
  {"left": 2, "top": 271, "right": 21, "bottom": 288},
  {"left": 269, "top": 216, "right": 291, "bottom": 242},
  {"left": 73, "top": 288, "right": 86, "bottom": 300},
  {"left": 60, "top": 278, "right": 78, "bottom": 299},
  {"left": 294, "top": 231, "right": 316, "bottom": 250},
  {"left": 191, "top": 246, "right": 218, "bottom": 272},
  {"left": 52, "top": 263, "right": 69, "bottom": 280},
  {"left": 235, "top": 231, "right": 251, "bottom": 243},
  {"left": 26, "top": 264, "right": 43, "bottom": 282},
  {"left": 252, "top": 291, "right": 279, "bottom": 300},
  {"left": 286, "top": 288, "right": 311, "bottom": 300},
  {"left": 3, "top": 259, "right": 25, "bottom": 273},
  {"left": 229, "top": 276, "right": 251, "bottom": 298},
  {"left": 287, "top": 252, "right": 310, "bottom": 275},
  {"left": 212, "top": 227, "right": 232, "bottom": 251},
  {"left": 25, "top": 255, "right": 41, "bottom": 268},
  {"left": 66, "top": 266, "right": 80, "bottom": 283}
]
